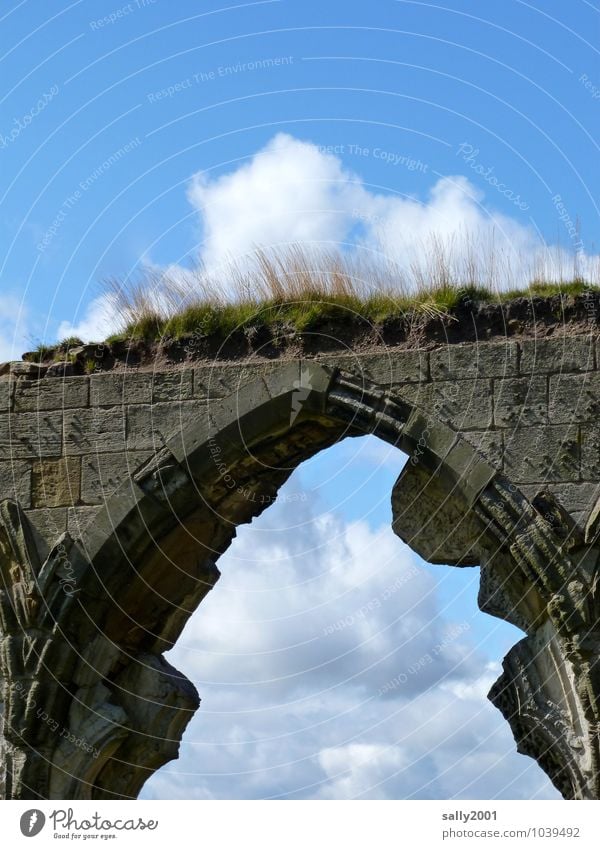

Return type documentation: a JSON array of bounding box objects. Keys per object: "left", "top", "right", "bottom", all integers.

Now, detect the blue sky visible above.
[
  {"left": 1, "top": 0, "right": 596, "bottom": 799},
  {"left": 1, "top": 0, "right": 598, "bottom": 353}
]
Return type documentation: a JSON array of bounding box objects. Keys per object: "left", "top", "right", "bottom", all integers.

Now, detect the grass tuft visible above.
[{"left": 41, "top": 243, "right": 600, "bottom": 350}]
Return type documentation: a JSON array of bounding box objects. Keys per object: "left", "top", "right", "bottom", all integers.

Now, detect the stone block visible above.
[
  {"left": 503, "top": 425, "right": 579, "bottom": 483},
  {"left": 400, "top": 379, "right": 493, "bottom": 430},
  {"left": 127, "top": 401, "right": 208, "bottom": 450},
  {"left": 152, "top": 369, "right": 193, "bottom": 401},
  {"left": 0, "top": 411, "right": 63, "bottom": 459},
  {"left": 193, "top": 363, "right": 268, "bottom": 400},
  {"left": 400, "top": 409, "right": 456, "bottom": 469},
  {"left": 392, "top": 460, "right": 481, "bottom": 565},
  {"left": 24, "top": 507, "right": 67, "bottom": 558},
  {"left": 90, "top": 373, "right": 152, "bottom": 407},
  {"left": 443, "top": 439, "right": 497, "bottom": 503},
  {"left": 430, "top": 342, "right": 518, "bottom": 380},
  {"left": 317, "top": 350, "right": 428, "bottom": 385},
  {"left": 14, "top": 377, "right": 89, "bottom": 412},
  {"left": 207, "top": 376, "right": 272, "bottom": 435},
  {"left": 81, "top": 451, "right": 150, "bottom": 504},
  {"left": 0, "top": 460, "right": 32, "bottom": 505},
  {"left": 31, "top": 457, "right": 81, "bottom": 508},
  {"left": 67, "top": 506, "right": 101, "bottom": 537},
  {"left": 260, "top": 361, "right": 300, "bottom": 398},
  {"left": 461, "top": 430, "right": 504, "bottom": 469},
  {"left": 549, "top": 372, "right": 600, "bottom": 424},
  {"left": 45, "top": 361, "right": 74, "bottom": 378},
  {"left": 0, "top": 379, "right": 10, "bottom": 412},
  {"left": 520, "top": 336, "right": 595, "bottom": 374},
  {"left": 10, "top": 362, "right": 46, "bottom": 379},
  {"left": 580, "top": 425, "right": 600, "bottom": 480},
  {"left": 494, "top": 376, "right": 547, "bottom": 427},
  {"left": 63, "top": 407, "right": 127, "bottom": 455}
]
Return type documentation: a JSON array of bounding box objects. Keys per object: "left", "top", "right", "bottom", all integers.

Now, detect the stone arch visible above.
[{"left": 1, "top": 363, "right": 598, "bottom": 800}]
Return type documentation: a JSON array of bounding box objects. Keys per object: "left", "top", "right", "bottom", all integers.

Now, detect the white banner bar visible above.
[{"left": 1, "top": 800, "right": 598, "bottom": 847}]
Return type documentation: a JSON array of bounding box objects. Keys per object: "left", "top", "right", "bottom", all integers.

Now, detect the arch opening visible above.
[{"left": 141, "top": 433, "right": 555, "bottom": 800}]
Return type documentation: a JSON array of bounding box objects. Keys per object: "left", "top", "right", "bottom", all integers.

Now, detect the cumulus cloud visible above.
[
  {"left": 64, "top": 131, "right": 598, "bottom": 340},
  {"left": 186, "top": 132, "right": 597, "bottom": 285},
  {"left": 187, "top": 133, "right": 368, "bottom": 272},
  {"left": 141, "top": 438, "right": 559, "bottom": 801}
]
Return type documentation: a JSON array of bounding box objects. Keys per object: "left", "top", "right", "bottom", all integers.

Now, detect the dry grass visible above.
[{"left": 102, "top": 240, "right": 600, "bottom": 342}]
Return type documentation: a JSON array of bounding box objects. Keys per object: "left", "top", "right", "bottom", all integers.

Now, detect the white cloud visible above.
[
  {"left": 185, "top": 133, "right": 598, "bottom": 287},
  {"left": 59, "top": 131, "right": 598, "bottom": 341},
  {"left": 187, "top": 133, "right": 368, "bottom": 273},
  {"left": 317, "top": 743, "right": 409, "bottom": 799},
  {"left": 57, "top": 293, "right": 122, "bottom": 343}
]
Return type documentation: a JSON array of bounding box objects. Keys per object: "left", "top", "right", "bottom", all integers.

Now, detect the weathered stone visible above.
[
  {"left": 31, "top": 458, "right": 81, "bottom": 508},
  {"left": 584, "top": 491, "right": 600, "bottom": 543},
  {"left": 494, "top": 376, "right": 547, "bottom": 426},
  {"left": 503, "top": 425, "right": 579, "bottom": 483},
  {"left": 0, "top": 411, "right": 62, "bottom": 459},
  {"left": 318, "top": 350, "right": 428, "bottom": 385},
  {"left": 14, "top": 377, "right": 88, "bottom": 412},
  {"left": 152, "top": 369, "right": 193, "bottom": 401},
  {"left": 127, "top": 402, "right": 207, "bottom": 451},
  {"left": 45, "top": 362, "right": 74, "bottom": 378},
  {"left": 0, "top": 461, "right": 32, "bottom": 506},
  {"left": 520, "top": 481, "right": 599, "bottom": 526},
  {"left": 193, "top": 363, "right": 267, "bottom": 399},
  {"left": 63, "top": 408, "right": 126, "bottom": 455},
  {"left": 400, "top": 408, "right": 457, "bottom": 467},
  {"left": 24, "top": 507, "right": 68, "bottom": 557},
  {"left": 580, "top": 425, "right": 600, "bottom": 480},
  {"left": 430, "top": 341, "right": 518, "bottom": 380},
  {"left": 67, "top": 506, "right": 101, "bottom": 537},
  {"left": 81, "top": 451, "right": 150, "bottom": 505},
  {"left": 391, "top": 460, "right": 481, "bottom": 565},
  {"left": 400, "top": 379, "right": 493, "bottom": 430},
  {"left": 9, "top": 362, "right": 46, "bottom": 379},
  {"left": 90, "top": 372, "right": 152, "bottom": 406},
  {"left": 549, "top": 372, "right": 600, "bottom": 423},
  {"left": 520, "top": 335, "right": 595, "bottom": 374},
  {"left": 443, "top": 440, "right": 497, "bottom": 504},
  {"left": 207, "top": 377, "right": 272, "bottom": 435},
  {"left": 0, "top": 381, "right": 10, "bottom": 412},
  {"left": 461, "top": 430, "right": 503, "bottom": 469}
]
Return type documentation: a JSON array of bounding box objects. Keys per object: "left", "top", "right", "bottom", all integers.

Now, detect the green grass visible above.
[
  {"left": 24, "top": 243, "right": 600, "bottom": 358},
  {"left": 97, "top": 245, "right": 600, "bottom": 345},
  {"left": 57, "top": 335, "right": 84, "bottom": 350},
  {"left": 103, "top": 279, "right": 600, "bottom": 345},
  {"left": 23, "top": 343, "right": 55, "bottom": 363}
]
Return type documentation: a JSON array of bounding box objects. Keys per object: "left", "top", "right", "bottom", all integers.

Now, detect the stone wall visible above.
[
  {"left": 2, "top": 335, "right": 598, "bottom": 552},
  {"left": 2, "top": 332, "right": 600, "bottom": 800}
]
